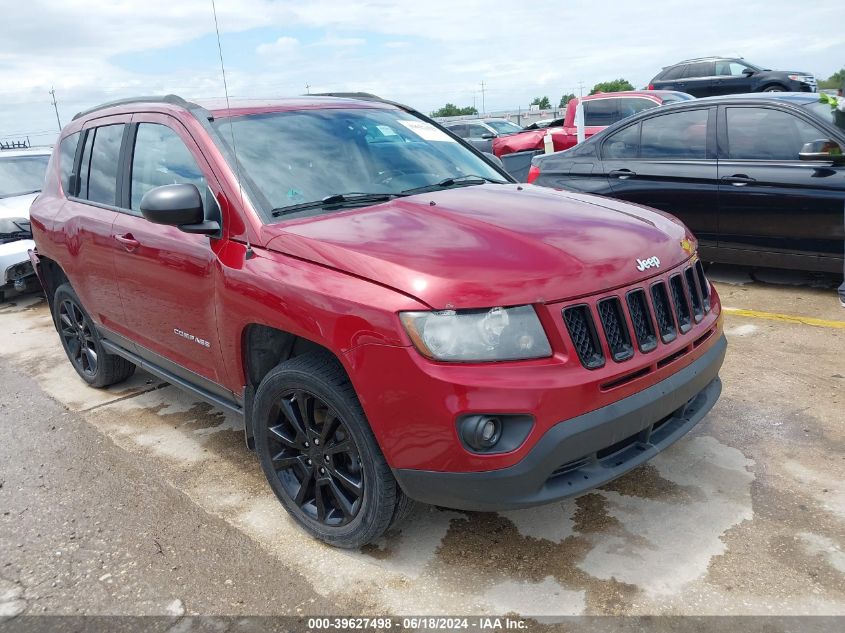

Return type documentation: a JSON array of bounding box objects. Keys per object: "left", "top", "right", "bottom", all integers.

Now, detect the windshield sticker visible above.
[
  {"left": 376, "top": 125, "right": 398, "bottom": 136},
  {"left": 397, "top": 119, "right": 456, "bottom": 143}
]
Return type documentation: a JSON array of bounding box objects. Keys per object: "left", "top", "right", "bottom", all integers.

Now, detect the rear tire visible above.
[
  {"left": 762, "top": 84, "right": 786, "bottom": 92},
  {"left": 53, "top": 283, "right": 135, "bottom": 388},
  {"left": 253, "top": 352, "right": 402, "bottom": 548}
]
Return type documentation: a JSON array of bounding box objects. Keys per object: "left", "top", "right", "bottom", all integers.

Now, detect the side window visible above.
[
  {"left": 77, "top": 131, "right": 94, "bottom": 200},
  {"left": 641, "top": 109, "right": 709, "bottom": 159},
  {"left": 466, "top": 124, "right": 489, "bottom": 138},
  {"left": 726, "top": 107, "right": 826, "bottom": 160},
  {"left": 583, "top": 100, "right": 617, "bottom": 126},
  {"left": 85, "top": 124, "right": 125, "bottom": 206},
  {"left": 683, "top": 62, "right": 714, "bottom": 78},
  {"left": 58, "top": 132, "right": 80, "bottom": 196},
  {"left": 662, "top": 65, "right": 686, "bottom": 80},
  {"left": 447, "top": 124, "right": 467, "bottom": 138},
  {"left": 603, "top": 123, "right": 641, "bottom": 159},
  {"left": 130, "top": 123, "right": 207, "bottom": 212}
]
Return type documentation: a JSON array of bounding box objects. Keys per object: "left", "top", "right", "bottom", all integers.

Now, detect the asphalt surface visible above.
[{"left": 0, "top": 265, "right": 843, "bottom": 620}]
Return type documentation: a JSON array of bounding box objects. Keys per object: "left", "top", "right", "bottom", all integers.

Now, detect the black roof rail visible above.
[{"left": 72, "top": 94, "right": 196, "bottom": 121}]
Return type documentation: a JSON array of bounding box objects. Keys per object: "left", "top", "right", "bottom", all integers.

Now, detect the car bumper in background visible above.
[{"left": 393, "top": 334, "right": 726, "bottom": 511}]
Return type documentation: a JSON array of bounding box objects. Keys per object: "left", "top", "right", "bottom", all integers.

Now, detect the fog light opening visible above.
[{"left": 462, "top": 415, "right": 502, "bottom": 451}]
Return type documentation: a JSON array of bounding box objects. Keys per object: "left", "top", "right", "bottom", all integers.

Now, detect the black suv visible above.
[{"left": 649, "top": 57, "right": 817, "bottom": 97}]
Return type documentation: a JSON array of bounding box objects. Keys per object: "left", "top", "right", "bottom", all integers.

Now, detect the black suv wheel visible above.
[
  {"left": 53, "top": 283, "right": 136, "bottom": 388},
  {"left": 253, "top": 352, "right": 413, "bottom": 548}
]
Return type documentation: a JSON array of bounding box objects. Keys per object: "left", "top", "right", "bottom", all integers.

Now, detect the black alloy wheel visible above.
[
  {"left": 58, "top": 297, "right": 98, "bottom": 377},
  {"left": 266, "top": 389, "right": 364, "bottom": 526}
]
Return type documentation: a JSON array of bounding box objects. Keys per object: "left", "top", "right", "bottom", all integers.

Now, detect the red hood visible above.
[{"left": 264, "top": 184, "right": 694, "bottom": 309}]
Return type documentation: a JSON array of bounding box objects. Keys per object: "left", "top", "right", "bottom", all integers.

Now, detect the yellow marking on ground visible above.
[{"left": 722, "top": 307, "right": 845, "bottom": 329}]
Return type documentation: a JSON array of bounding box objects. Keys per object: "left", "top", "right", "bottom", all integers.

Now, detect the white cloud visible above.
[
  {"left": 256, "top": 36, "right": 300, "bottom": 56},
  {"left": 315, "top": 35, "right": 366, "bottom": 47}
]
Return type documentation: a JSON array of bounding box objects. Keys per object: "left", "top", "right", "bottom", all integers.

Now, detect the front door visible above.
[
  {"left": 111, "top": 115, "right": 231, "bottom": 392},
  {"left": 716, "top": 104, "right": 845, "bottom": 271},
  {"left": 602, "top": 107, "right": 720, "bottom": 246}
]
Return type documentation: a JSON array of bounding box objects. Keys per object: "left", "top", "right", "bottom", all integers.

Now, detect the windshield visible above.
[
  {"left": 211, "top": 108, "right": 506, "bottom": 220},
  {"left": 803, "top": 102, "right": 845, "bottom": 133},
  {"left": 0, "top": 155, "right": 50, "bottom": 198},
  {"left": 485, "top": 120, "right": 523, "bottom": 134}
]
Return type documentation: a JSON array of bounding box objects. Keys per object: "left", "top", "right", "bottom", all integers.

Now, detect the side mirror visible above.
[
  {"left": 742, "top": 68, "right": 755, "bottom": 76},
  {"left": 799, "top": 139, "right": 845, "bottom": 163},
  {"left": 481, "top": 132, "right": 496, "bottom": 140},
  {"left": 483, "top": 152, "right": 505, "bottom": 169},
  {"left": 139, "top": 184, "right": 221, "bottom": 236}
]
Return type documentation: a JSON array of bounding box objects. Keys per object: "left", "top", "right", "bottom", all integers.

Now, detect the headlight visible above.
[
  {"left": 788, "top": 74, "right": 812, "bottom": 82},
  {"left": 399, "top": 305, "right": 552, "bottom": 362}
]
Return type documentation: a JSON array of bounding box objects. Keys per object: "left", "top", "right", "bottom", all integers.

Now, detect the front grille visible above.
[
  {"left": 684, "top": 267, "right": 704, "bottom": 322},
  {"left": 563, "top": 305, "right": 605, "bottom": 369},
  {"left": 650, "top": 282, "right": 677, "bottom": 343},
  {"left": 626, "top": 289, "right": 658, "bottom": 352},
  {"left": 597, "top": 298, "right": 633, "bottom": 362}
]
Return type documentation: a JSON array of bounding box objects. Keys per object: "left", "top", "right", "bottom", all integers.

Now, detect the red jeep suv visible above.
[{"left": 29, "top": 94, "right": 726, "bottom": 548}]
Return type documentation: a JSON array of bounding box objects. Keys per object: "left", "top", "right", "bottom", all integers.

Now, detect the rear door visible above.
[
  {"left": 110, "top": 114, "right": 231, "bottom": 393},
  {"left": 716, "top": 104, "right": 845, "bottom": 270},
  {"left": 680, "top": 61, "right": 717, "bottom": 97},
  {"left": 59, "top": 117, "right": 129, "bottom": 329},
  {"left": 601, "top": 107, "right": 719, "bottom": 244}
]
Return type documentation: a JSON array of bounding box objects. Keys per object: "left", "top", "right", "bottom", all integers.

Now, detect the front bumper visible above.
[{"left": 394, "top": 333, "right": 726, "bottom": 511}]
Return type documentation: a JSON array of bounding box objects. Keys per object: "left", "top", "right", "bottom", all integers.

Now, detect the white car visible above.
[{"left": 0, "top": 146, "right": 52, "bottom": 300}]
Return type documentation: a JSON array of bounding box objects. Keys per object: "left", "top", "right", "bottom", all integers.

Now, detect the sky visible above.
[{"left": 1, "top": 0, "right": 843, "bottom": 145}]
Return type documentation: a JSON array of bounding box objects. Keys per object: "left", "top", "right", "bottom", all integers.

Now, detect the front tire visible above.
[
  {"left": 53, "top": 283, "right": 135, "bottom": 388},
  {"left": 762, "top": 84, "right": 786, "bottom": 92},
  {"left": 253, "top": 352, "right": 405, "bottom": 548}
]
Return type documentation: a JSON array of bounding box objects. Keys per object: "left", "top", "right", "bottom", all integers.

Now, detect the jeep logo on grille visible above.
[{"left": 636, "top": 256, "right": 660, "bottom": 272}]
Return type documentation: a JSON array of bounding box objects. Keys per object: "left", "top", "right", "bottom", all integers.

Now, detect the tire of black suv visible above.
[
  {"left": 253, "top": 351, "right": 411, "bottom": 548},
  {"left": 762, "top": 84, "right": 786, "bottom": 92},
  {"left": 53, "top": 283, "right": 136, "bottom": 388}
]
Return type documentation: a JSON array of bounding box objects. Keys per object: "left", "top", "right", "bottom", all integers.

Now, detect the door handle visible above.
[
  {"left": 609, "top": 169, "right": 636, "bottom": 180},
  {"left": 114, "top": 233, "right": 141, "bottom": 252},
  {"left": 721, "top": 174, "right": 756, "bottom": 186}
]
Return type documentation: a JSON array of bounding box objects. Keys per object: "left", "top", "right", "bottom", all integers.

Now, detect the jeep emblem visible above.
[{"left": 636, "top": 256, "right": 660, "bottom": 272}]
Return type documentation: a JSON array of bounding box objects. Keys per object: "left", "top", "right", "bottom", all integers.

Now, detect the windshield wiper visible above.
[
  {"left": 400, "top": 174, "right": 507, "bottom": 195},
  {"left": 271, "top": 192, "right": 401, "bottom": 217}
]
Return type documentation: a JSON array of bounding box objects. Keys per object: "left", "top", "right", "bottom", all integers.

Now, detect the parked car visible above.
[
  {"left": 649, "top": 57, "right": 817, "bottom": 97},
  {"left": 493, "top": 91, "right": 694, "bottom": 157},
  {"left": 528, "top": 93, "right": 845, "bottom": 274},
  {"left": 522, "top": 117, "right": 560, "bottom": 130},
  {"left": 30, "top": 94, "right": 725, "bottom": 548},
  {"left": 441, "top": 118, "right": 522, "bottom": 152},
  {"left": 0, "top": 145, "right": 52, "bottom": 301}
]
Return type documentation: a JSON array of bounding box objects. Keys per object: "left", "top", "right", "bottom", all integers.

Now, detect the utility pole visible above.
[
  {"left": 480, "top": 81, "right": 486, "bottom": 115},
  {"left": 49, "top": 86, "right": 62, "bottom": 131},
  {"left": 577, "top": 80, "right": 585, "bottom": 98},
  {"left": 305, "top": 83, "right": 311, "bottom": 95}
]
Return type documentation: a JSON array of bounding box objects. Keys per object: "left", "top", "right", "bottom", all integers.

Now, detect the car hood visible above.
[
  {"left": 264, "top": 184, "right": 694, "bottom": 309},
  {"left": 0, "top": 192, "right": 37, "bottom": 219}
]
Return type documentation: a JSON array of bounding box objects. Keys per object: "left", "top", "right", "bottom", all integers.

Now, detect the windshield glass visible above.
[
  {"left": 803, "top": 102, "right": 845, "bottom": 133},
  {"left": 212, "top": 108, "right": 506, "bottom": 220},
  {"left": 485, "top": 120, "right": 523, "bottom": 134},
  {"left": 0, "top": 155, "right": 50, "bottom": 198}
]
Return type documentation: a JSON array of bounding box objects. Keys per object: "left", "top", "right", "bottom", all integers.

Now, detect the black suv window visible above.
[
  {"left": 130, "top": 124, "right": 207, "bottom": 212},
  {"left": 683, "top": 62, "right": 715, "bottom": 78},
  {"left": 583, "top": 100, "right": 617, "bottom": 126},
  {"left": 59, "top": 132, "right": 80, "bottom": 196},
  {"left": 661, "top": 65, "right": 686, "bottom": 80},
  {"left": 603, "top": 123, "right": 641, "bottom": 159},
  {"left": 81, "top": 124, "right": 125, "bottom": 206},
  {"left": 726, "top": 107, "right": 825, "bottom": 160},
  {"left": 641, "top": 109, "right": 709, "bottom": 159}
]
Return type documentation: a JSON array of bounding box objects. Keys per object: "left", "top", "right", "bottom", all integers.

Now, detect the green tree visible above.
[
  {"left": 589, "top": 78, "right": 635, "bottom": 95},
  {"left": 559, "top": 93, "right": 576, "bottom": 108},
  {"left": 430, "top": 103, "right": 478, "bottom": 117},
  {"left": 531, "top": 96, "right": 552, "bottom": 109},
  {"left": 818, "top": 68, "right": 844, "bottom": 90}
]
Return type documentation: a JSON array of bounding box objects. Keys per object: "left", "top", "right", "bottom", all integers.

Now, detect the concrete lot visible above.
[{"left": 0, "top": 266, "right": 843, "bottom": 618}]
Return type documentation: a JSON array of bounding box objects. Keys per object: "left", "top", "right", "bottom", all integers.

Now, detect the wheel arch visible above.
[{"left": 36, "top": 256, "right": 70, "bottom": 324}]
